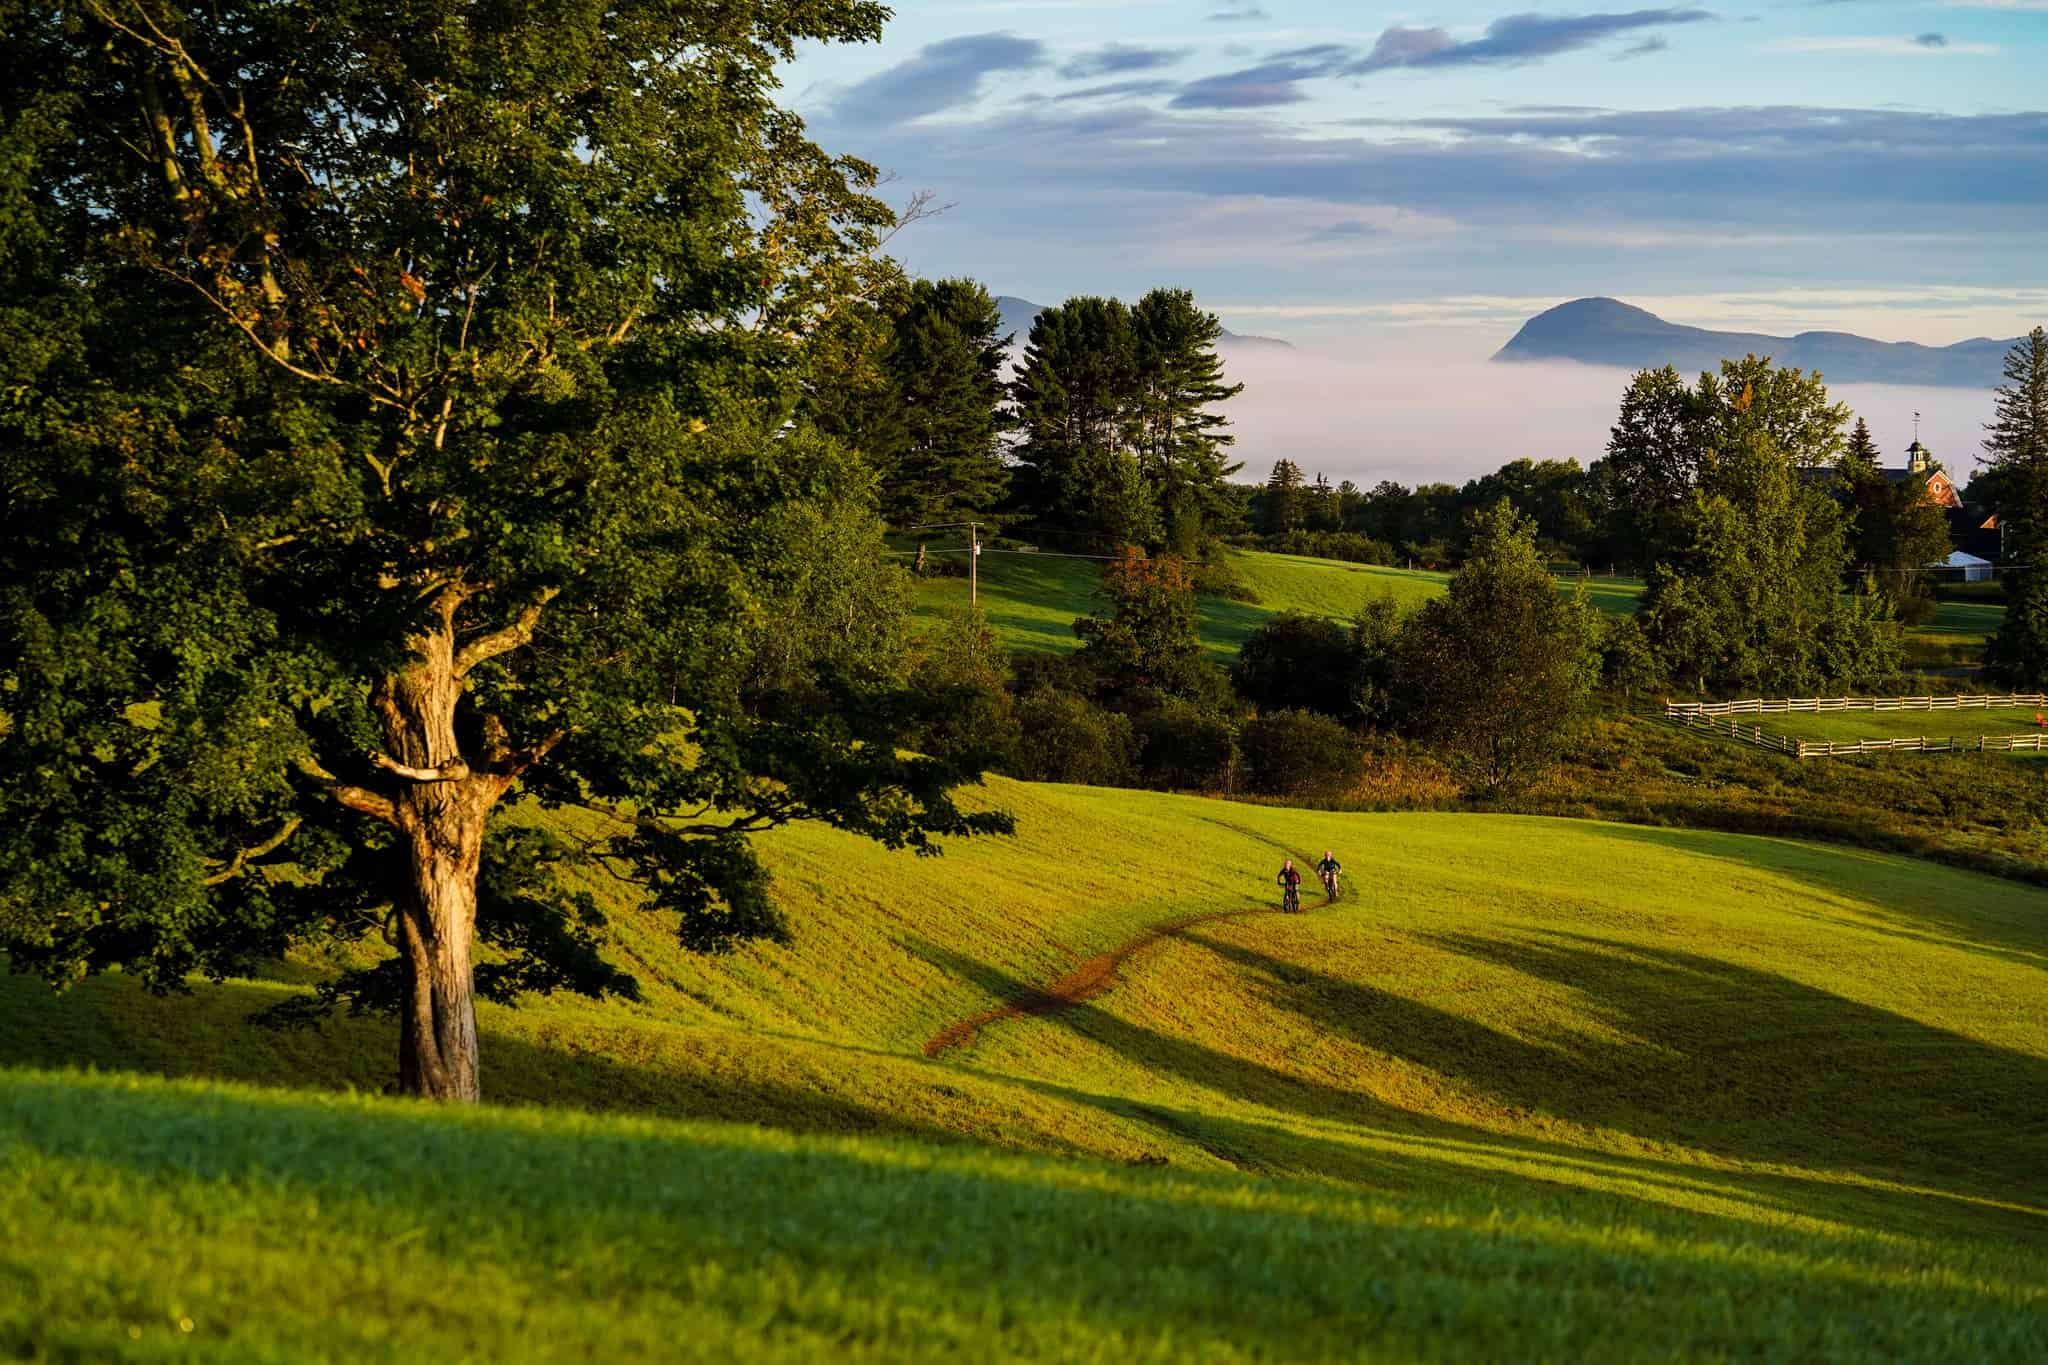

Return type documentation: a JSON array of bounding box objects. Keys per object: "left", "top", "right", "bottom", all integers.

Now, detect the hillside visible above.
[
  {"left": 7, "top": 780, "right": 2048, "bottom": 1359},
  {"left": 910, "top": 547, "right": 1644, "bottom": 659},
  {"left": 1494, "top": 297, "right": 2019, "bottom": 388}
]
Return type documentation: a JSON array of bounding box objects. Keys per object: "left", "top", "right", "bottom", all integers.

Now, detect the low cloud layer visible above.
[{"left": 1212, "top": 348, "right": 2000, "bottom": 490}]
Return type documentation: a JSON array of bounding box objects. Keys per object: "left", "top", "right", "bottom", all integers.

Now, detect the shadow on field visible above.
[
  {"left": 1180, "top": 928, "right": 2048, "bottom": 1218},
  {"left": 0, "top": 973, "right": 1019, "bottom": 1156},
  {"left": 13, "top": 1074, "right": 2039, "bottom": 1362},
  {"left": 1588, "top": 823, "right": 2048, "bottom": 972}
]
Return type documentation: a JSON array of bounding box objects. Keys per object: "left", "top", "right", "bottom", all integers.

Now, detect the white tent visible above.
[{"left": 1933, "top": 550, "right": 1994, "bottom": 583}]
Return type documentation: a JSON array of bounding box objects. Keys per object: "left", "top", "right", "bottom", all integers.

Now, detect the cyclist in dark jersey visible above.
[
  {"left": 1276, "top": 858, "right": 1304, "bottom": 912},
  {"left": 1315, "top": 850, "right": 1342, "bottom": 901}
]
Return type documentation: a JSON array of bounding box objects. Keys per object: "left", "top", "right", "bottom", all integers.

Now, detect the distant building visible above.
[{"left": 1799, "top": 439, "right": 1960, "bottom": 506}]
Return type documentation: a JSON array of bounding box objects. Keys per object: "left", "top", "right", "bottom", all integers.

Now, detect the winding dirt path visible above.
[{"left": 922, "top": 895, "right": 1331, "bottom": 1057}]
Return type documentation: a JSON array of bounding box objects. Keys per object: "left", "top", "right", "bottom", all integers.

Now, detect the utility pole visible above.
[{"left": 969, "top": 522, "right": 980, "bottom": 607}]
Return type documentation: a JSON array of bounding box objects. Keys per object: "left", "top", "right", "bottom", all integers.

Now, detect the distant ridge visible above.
[
  {"left": 995, "top": 295, "right": 1293, "bottom": 353},
  {"left": 1493, "top": 297, "right": 2017, "bottom": 389}
]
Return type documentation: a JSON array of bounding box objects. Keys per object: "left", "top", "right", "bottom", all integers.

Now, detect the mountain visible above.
[
  {"left": 995, "top": 295, "right": 1293, "bottom": 352},
  {"left": 1493, "top": 297, "right": 2018, "bottom": 389}
]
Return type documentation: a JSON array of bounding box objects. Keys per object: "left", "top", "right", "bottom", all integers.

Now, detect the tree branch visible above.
[
  {"left": 369, "top": 750, "right": 472, "bottom": 783},
  {"left": 333, "top": 784, "right": 398, "bottom": 826},
  {"left": 203, "top": 816, "right": 303, "bottom": 886},
  {"left": 454, "top": 587, "right": 561, "bottom": 676}
]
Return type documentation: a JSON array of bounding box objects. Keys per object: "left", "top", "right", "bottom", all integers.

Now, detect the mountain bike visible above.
[
  {"left": 1281, "top": 882, "right": 1301, "bottom": 914},
  {"left": 1319, "top": 868, "right": 1340, "bottom": 902}
]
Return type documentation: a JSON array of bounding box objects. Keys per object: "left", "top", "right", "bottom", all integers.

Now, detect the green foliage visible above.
[
  {"left": 1400, "top": 503, "right": 1598, "bottom": 791},
  {"left": 1238, "top": 708, "right": 1359, "bottom": 797},
  {"left": 1641, "top": 431, "right": 1899, "bottom": 695},
  {"left": 1129, "top": 695, "right": 1239, "bottom": 791},
  {"left": 1009, "top": 290, "right": 1240, "bottom": 548},
  {"left": 1594, "top": 615, "right": 1661, "bottom": 698},
  {"left": 1230, "top": 612, "right": 1356, "bottom": 720},
  {"left": 909, "top": 607, "right": 1020, "bottom": 771},
  {"left": 1073, "top": 549, "right": 1209, "bottom": 699},
  {"left": 1984, "top": 328, "right": 2048, "bottom": 685},
  {"left": 0, "top": 0, "right": 1010, "bottom": 1093},
  {"left": 808, "top": 277, "right": 1011, "bottom": 528},
  {"left": 1012, "top": 691, "right": 1135, "bottom": 785},
  {"left": 1841, "top": 418, "right": 1951, "bottom": 619},
  {"left": 1594, "top": 358, "right": 1850, "bottom": 572}
]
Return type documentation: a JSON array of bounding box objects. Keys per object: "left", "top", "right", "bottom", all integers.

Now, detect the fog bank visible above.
[{"left": 1214, "top": 347, "right": 2001, "bottom": 490}]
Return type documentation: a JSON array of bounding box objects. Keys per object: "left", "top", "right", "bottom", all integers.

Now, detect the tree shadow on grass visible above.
[
  {"left": 1584, "top": 822, "right": 2048, "bottom": 973},
  {"left": 902, "top": 934, "right": 2048, "bottom": 1245},
  {"left": 1177, "top": 927, "right": 2048, "bottom": 1219},
  {"left": 13, "top": 1073, "right": 2043, "bottom": 1363}
]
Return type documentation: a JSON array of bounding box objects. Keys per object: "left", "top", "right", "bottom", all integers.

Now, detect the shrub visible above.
[
  {"left": 1252, "top": 530, "right": 1395, "bottom": 565},
  {"left": 1132, "top": 697, "right": 1239, "bottom": 791},
  {"left": 1240, "top": 709, "right": 1360, "bottom": 798},
  {"left": 1231, "top": 612, "right": 1355, "bottom": 719},
  {"left": 1595, "top": 615, "right": 1662, "bottom": 699},
  {"left": 1012, "top": 690, "right": 1136, "bottom": 786}
]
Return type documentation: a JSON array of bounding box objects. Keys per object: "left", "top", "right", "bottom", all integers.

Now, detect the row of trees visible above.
[{"left": 808, "top": 279, "right": 1249, "bottom": 553}]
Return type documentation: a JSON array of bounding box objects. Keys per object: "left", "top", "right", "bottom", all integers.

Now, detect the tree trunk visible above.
[{"left": 377, "top": 598, "right": 494, "bottom": 1103}]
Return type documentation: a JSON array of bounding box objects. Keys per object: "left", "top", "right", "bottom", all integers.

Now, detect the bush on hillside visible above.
[
  {"left": 1231, "top": 612, "right": 1355, "bottom": 719},
  {"left": 1239, "top": 709, "right": 1360, "bottom": 798},
  {"left": 1595, "top": 616, "right": 1662, "bottom": 699},
  {"left": 1132, "top": 696, "right": 1239, "bottom": 791},
  {"left": 1012, "top": 690, "right": 1137, "bottom": 786}
]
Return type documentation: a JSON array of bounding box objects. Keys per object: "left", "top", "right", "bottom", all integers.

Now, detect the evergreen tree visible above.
[
  {"left": 1010, "top": 296, "right": 1146, "bottom": 546},
  {"left": 1261, "top": 460, "right": 1306, "bottom": 533},
  {"left": 1130, "top": 287, "right": 1244, "bottom": 535},
  {"left": 1983, "top": 327, "right": 2048, "bottom": 683},
  {"left": 1841, "top": 418, "right": 1949, "bottom": 616}
]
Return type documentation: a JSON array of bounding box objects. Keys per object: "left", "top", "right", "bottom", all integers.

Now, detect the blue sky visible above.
[{"left": 785, "top": 2, "right": 2047, "bottom": 355}]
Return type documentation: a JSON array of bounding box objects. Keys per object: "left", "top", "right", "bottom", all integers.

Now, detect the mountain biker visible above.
[
  {"left": 1315, "top": 850, "right": 1342, "bottom": 901},
  {"left": 1276, "top": 858, "right": 1304, "bottom": 913}
]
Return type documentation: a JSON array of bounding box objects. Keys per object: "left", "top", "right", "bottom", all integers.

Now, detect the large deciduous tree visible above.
[
  {"left": 0, "top": 0, "right": 1009, "bottom": 1102},
  {"left": 1984, "top": 327, "right": 2048, "bottom": 684}
]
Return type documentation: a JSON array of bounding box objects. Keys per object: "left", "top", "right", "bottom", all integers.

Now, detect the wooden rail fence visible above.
[{"left": 1663, "top": 694, "right": 2048, "bottom": 759}]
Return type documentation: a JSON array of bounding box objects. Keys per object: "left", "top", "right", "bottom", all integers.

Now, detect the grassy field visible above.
[
  {"left": 7, "top": 779, "right": 2048, "bottom": 1359},
  {"left": 1906, "top": 597, "right": 2007, "bottom": 670},
  {"left": 911, "top": 548, "right": 1643, "bottom": 661},
  {"left": 1773, "top": 705, "right": 2046, "bottom": 745}
]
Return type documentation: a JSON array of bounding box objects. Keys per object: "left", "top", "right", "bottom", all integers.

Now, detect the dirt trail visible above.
[{"left": 922, "top": 895, "right": 1330, "bottom": 1057}]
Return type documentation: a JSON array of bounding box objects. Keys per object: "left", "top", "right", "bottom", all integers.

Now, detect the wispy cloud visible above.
[
  {"left": 1058, "top": 43, "right": 1188, "bottom": 79},
  {"left": 832, "top": 33, "right": 1047, "bottom": 126},
  {"left": 1208, "top": 1, "right": 1268, "bottom": 22},
  {"left": 1354, "top": 9, "right": 1714, "bottom": 73},
  {"left": 1053, "top": 78, "right": 1183, "bottom": 102},
  {"left": 1171, "top": 44, "right": 1351, "bottom": 108},
  {"left": 1774, "top": 34, "right": 2001, "bottom": 55}
]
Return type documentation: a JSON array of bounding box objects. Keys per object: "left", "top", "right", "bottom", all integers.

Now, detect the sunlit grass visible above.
[{"left": 6, "top": 777, "right": 2047, "bottom": 1358}]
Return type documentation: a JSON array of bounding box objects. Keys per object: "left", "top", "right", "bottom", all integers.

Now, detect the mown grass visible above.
[
  {"left": 7, "top": 779, "right": 2048, "bottom": 1359},
  {"left": 1775, "top": 705, "right": 2046, "bottom": 745},
  {"left": 6, "top": 1066, "right": 2044, "bottom": 1364},
  {"left": 910, "top": 549, "right": 1642, "bottom": 660}
]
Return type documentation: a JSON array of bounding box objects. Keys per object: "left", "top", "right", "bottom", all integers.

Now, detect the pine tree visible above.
[
  {"left": 1984, "top": 328, "right": 2048, "bottom": 683},
  {"left": 1840, "top": 417, "right": 1949, "bottom": 615},
  {"left": 1130, "top": 288, "right": 1244, "bottom": 536},
  {"left": 1010, "top": 296, "right": 1145, "bottom": 546},
  {"left": 1262, "top": 460, "right": 1305, "bottom": 533},
  {"left": 884, "top": 279, "right": 1011, "bottom": 528}
]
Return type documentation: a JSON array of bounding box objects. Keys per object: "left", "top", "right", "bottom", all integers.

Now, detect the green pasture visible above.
[
  {"left": 911, "top": 548, "right": 1644, "bottom": 661},
  {"left": 1777, "top": 705, "right": 2045, "bottom": 745},
  {"left": 1906, "top": 598, "right": 2007, "bottom": 669},
  {"left": 7, "top": 779, "right": 2048, "bottom": 1360}
]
